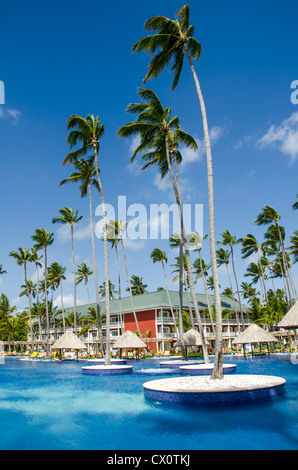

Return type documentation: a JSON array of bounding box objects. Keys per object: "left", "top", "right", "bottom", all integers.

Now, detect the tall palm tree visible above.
[
  {"left": 109, "top": 220, "right": 142, "bottom": 337},
  {"left": 151, "top": 248, "right": 178, "bottom": 337},
  {"left": 254, "top": 206, "right": 295, "bottom": 303},
  {"left": 52, "top": 207, "right": 82, "bottom": 335},
  {"left": 107, "top": 220, "right": 124, "bottom": 334},
  {"left": 76, "top": 262, "right": 93, "bottom": 306},
  {"left": 31, "top": 229, "right": 54, "bottom": 354},
  {"left": 48, "top": 262, "right": 66, "bottom": 333},
  {"left": 118, "top": 88, "right": 210, "bottom": 365},
  {"left": 216, "top": 247, "right": 241, "bottom": 333},
  {"left": 60, "top": 158, "right": 104, "bottom": 351},
  {"left": 241, "top": 234, "right": 268, "bottom": 302},
  {"left": 189, "top": 232, "right": 215, "bottom": 334},
  {"left": 132, "top": 4, "right": 222, "bottom": 378},
  {"left": 30, "top": 249, "right": 42, "bottom": 341},
  {"left": 9, "top": 247, "right": 35, "bottom": 350},
  {"left": 218, "top": 230, "right": 244, "bottom": 329},
  {"left": 244, "top": 262, "right": 267, "bottom": 302},
  {"left": 64, "top": 114, "right": 111, "bottom": 365},
  {"left": 292, "top": 194, "right": 298, "bottom": 211}
]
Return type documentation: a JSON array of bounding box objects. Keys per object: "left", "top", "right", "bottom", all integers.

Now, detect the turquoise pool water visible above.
[{"left": 0, "top": 356, "right": 297, "bottom": 450}]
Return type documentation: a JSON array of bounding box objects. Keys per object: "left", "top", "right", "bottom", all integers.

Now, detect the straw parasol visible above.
[
  {"left": 232, "top": 324, "right": 278, "bottom": 356},
  {"left": 174, "top": 328, "right": 208, "bottom": 347},
  {"left": 113, "top": 330, "right": 147, "bottom": 359},
  {"left": 51, "top": 332, "right": 87, "bottom": 360},
  {"left": 278, "top": 302, "right": 298, "bottom": 329}
]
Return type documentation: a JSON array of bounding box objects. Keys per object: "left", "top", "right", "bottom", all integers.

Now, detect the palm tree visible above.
[
  {"left": 0, "top": 294, "right": 16, "bottom": 353},
  {"left": 151, "top": 248, "right": 178, "bottom": 337},
  {"left": 240, "top": 282, "right": 259, "bottom": 304},
  {"left": 132, "top": 4, "right": 222, "bottom": 378},
  {"left": 118, "top": 88, "right": 210, "bottom": 365},
  {"left": 48, "top": 262, "right": 66, "bottom": 333},
  {"left": 60, "top": 157, "right": 103, "bottom": 347},
  {"left": 171, "top": 253, "right": 195, "bottom": 329},
  {"left": 288, "top": 230, "right": 298, "bottom": 265},
  {"left": 127, "top": 275, "right": 148, "bottom": 296},
  {"left": 216, "top": 247, "right": 241, "bottom": 333},
  {"left": 292, "top": 194, "right": 298, "bottom": 211},
  {"left": 52, "top": 207, "right": 82, "bottom": 335},
  {"left": 30, "top": 249, "right": 42, "bottom": 341},
  {"left": 108, "top": 220, "right": 142, "bottom": 337},
  {"left": 218, "top": 230, "right": 244, "bottom": 329},
  {"left": 244, "top": 262, "right": 267, "bottom": 303},
  {"left": 0, "top": 265, "right": 7, "bottom": 276},
  {"left": 189, "top": 232, "right": 215, "bottom": 334},
  {"left": 76, "top": 262, "right": 93, "bottom": 306},
  {"left": 254, "top": 205, "right": 295, "bottom": 303},
  {"left": 9, "top": 247, "right": 35, "bottom": 350},
  {"left": 64, "top": 114, "right": 111, "bottom": 365},
  {"left": 240, "top": 234, "right": 268, "bottom": 302},
  {"left": 107, "top": 220, "right": 124, "bottom": 334},
  {"left": 99, "top": 281, "right": 117, "bottom": 300},
  {"left": 31, "top": 229, "right": 54, "bottom": 354}
]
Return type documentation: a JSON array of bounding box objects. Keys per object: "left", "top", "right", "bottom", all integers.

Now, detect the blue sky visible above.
[{"left": 0, "top": 0, "right": 297, "bottom": 311}]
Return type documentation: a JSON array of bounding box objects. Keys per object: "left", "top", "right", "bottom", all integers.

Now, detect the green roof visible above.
[{"left": 63, "top": 290, "right": 248, "bottom": 317}]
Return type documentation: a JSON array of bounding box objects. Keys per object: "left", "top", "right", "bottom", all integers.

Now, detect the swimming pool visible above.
[{"left": 0, "top": 356, "right": 297, "bottom": 450}]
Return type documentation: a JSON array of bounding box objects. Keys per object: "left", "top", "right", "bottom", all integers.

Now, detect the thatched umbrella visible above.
[
  {"left": 232, "top": 324, "right": 278, "bottom": 356},
  {"left": 174, "top": 328, "right": 209, "bottom": 357},
  {"left": 51, "top": 332, "right": 87, "bottom": 360},
  {"left": 278, "top": 302, "right": 298, "bottom": 329},
  {"left": 113, "top": 330, "right": 147, "bottom": 359}
]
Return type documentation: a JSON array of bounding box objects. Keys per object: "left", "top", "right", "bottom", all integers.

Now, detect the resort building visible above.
[{"left": 31, "top": 290, "right": 252, "bottom": 353}]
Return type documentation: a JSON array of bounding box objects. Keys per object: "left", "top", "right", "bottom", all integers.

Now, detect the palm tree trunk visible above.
[
  {"left": 88, "top": 182, "right": 104, "bottom": 355},
  {"left": 36, "top": 263, "right": 41, "bottom": 342},
  {"left": 120, "top": 238, "right": 141, "bottom": 337},
  {"left": 198, "top": 251, "right": 216, "bottom": 335},
  {"left": 161, "top": 261, "right": 179, "bottom": 337},
  {"left": 24, "top": 263, "right": 34, "bottom": 351},
  {"left": 179, "top": 241, "right": 187, "bottom": 360},
  {"left": 115, "top": 244, "right": 124, "bottom": 334},
  {"left": 93, "top": 145, "right": 111, "bottom": 365},
  {"left": 184, "top": 44, "right": 222, "bottom": 378},
  {"left": 44, "top": 247, "right": 49, "bottom": 355},
  {"left": 276, "top": 222, "right": 293, "bottom": 305},
  {"left": 86, "top": 282, "right": 91, "bottom": 306},
  {"left": 60, "top": 281, "right": 66, "bottom": 333},
  {"left": 185, "top": 275, "right": 195, "bottom": 328},
  {"left": 166, "top": 135, "right": 210, "bottom": 364},
  {"left": 71, "top": 224, "right": 77, "bottom": 335},
  {"left": 223, "top": 262, "right": 240, "bottom": 333}
]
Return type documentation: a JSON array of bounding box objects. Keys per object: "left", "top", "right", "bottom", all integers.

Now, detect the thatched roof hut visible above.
[
  {"left": 113, "top": 330, "right": 147, "bottom": 350},
  {"left": 174, "top": 328, "right": 208, "bottom": 347},
  {"left": 51, "top": 332, "right": 87, "bottom": 350},
  {"left": 232, "top": 324, "right": 278, "bottom": 345},
  {"left": 278, "top": 302, "right": 298, "bottom": 329}
]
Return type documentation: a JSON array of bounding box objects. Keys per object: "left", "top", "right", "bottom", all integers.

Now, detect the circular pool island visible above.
[
  {"left": 82, "top": 365, "right": 133, "bottom": 375},
  {"left": 84, "top": 359, "right": 127, "bottom": 365},
  {"left": 180, "top": 363, "right": 237, "bottom": 375},
  {"left": 160, "top": 360, "right": 204, "bottom": 369},
  {"left": 143, "top": 375, "right": 286, "bottom": 405}
]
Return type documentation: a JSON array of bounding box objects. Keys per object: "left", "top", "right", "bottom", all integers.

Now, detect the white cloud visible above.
[
  {"left": 180, "top": 126, "right": 225, "bottom": 167},
  {"left": 56, "top": 223, "right": 91, "bottom": 242},
  {"left": 54, "top": 294, "right": 86, "bottom": 309},
  {"left": 258, "top": 112, "right": 298, "bottom": 164},
  {"left": 0, "top": 107, "right": 21, "bottom": 123}
]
